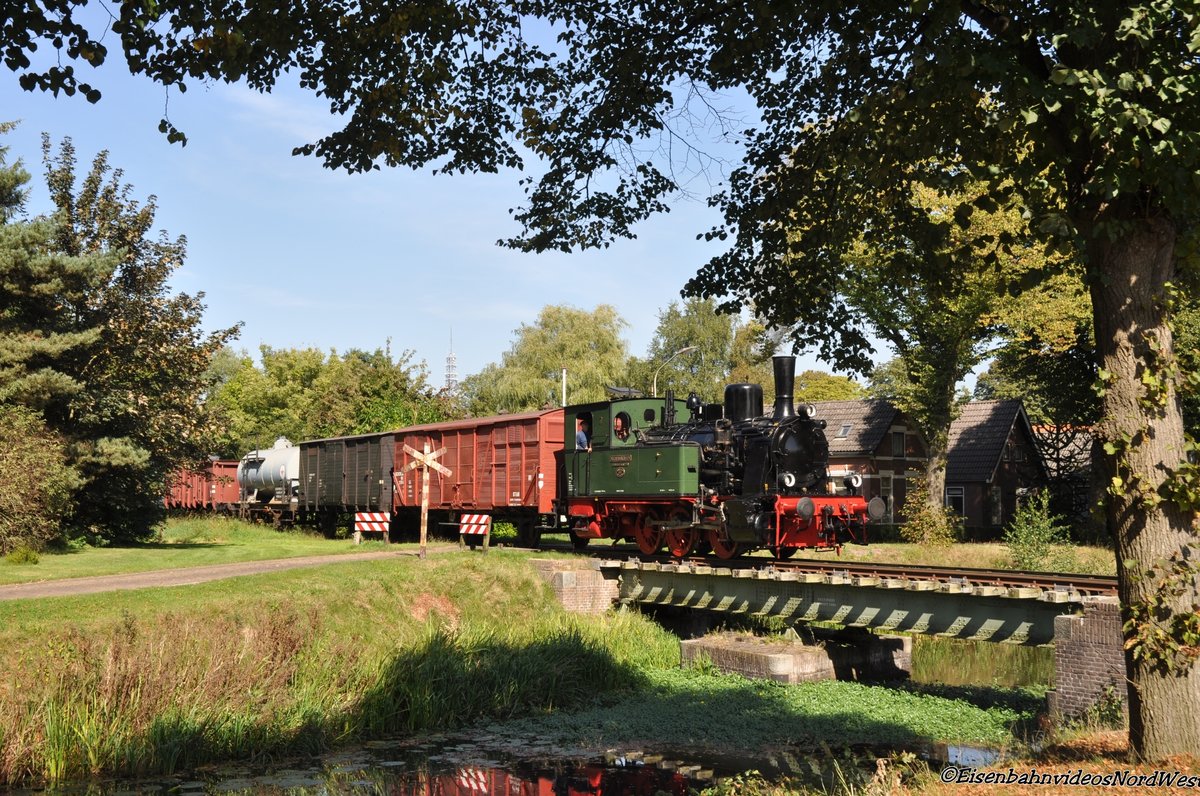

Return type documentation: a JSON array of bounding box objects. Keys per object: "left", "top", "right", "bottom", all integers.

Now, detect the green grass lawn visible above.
[
  {"left": 783, "top": 540, "right": 1117, "bottom": 575},
  {"left": 0, "top": 517, "right": 398, "bottom": 585}
]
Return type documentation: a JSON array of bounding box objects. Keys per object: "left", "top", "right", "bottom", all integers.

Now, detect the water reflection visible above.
[
  {"left": 210, "top": 751, "right": 699, "bottom": 796},
  {"left": 18, "top": 736, "right": 1001, "bottom": 794}
]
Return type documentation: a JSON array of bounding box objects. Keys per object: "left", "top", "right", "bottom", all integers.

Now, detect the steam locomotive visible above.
[{"left": 557, "top": 355, "right": 885, "bottom": 558}]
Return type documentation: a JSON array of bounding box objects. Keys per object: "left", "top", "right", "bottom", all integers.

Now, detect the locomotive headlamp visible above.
[
  {"left": 843, "top": 473, "right": 863, "bottom": 490},
  {"left": 781, "top": 472, "right": 797, "bottom": 488}
]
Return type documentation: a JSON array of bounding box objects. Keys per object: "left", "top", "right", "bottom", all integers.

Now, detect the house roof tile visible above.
[
  {"left": 946, "top": 400, "right": 1024, "bottom": 483},
  {"left": 811, "top": 400, "right": 899, "bottom": 455}
]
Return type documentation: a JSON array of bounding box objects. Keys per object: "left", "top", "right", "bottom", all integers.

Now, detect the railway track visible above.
[{"left": 536, "top": 541, "right": 1118, "bottom": 596}]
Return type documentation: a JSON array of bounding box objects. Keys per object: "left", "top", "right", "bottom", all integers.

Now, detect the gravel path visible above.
[{"left": 0, "top": 546, "right": 462, "bottom": 601}]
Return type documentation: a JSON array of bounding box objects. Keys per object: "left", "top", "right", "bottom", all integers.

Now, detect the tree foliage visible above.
[
  {"left": 206, "top": 343, "right": 452, "bottom": 456},
  {"left": 0, "top": 130, "right": 238, "bottom": 543},
  {"left": 0, "top": 405, "right": 78, "bottom": 554},
  {"left": 823, "top": 176, "right": 1065, "bottom": 506},
  {"left": 459, "top": 304, "right": 628, "bottom": 414},
  {"left": 0, "top": 132, "right": 108, "bottom": 414},
  {"left": 627, "top": 298, "right": 735, "bottom": 402},
  {"left": 794, "top": 371, "right": 865, "bottom": 404},
  {"left": 38, "top": 138, "right": 241, "bottom": 541}
]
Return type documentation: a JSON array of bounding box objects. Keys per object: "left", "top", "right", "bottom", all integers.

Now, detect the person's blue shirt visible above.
[{"left": 576, "top": 428, "right": 589, "bottom": 450}]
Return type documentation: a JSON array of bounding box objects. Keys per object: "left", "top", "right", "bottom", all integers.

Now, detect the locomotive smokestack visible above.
[{"left": 772, "top": 355, "right": 796, "bottom": 420}]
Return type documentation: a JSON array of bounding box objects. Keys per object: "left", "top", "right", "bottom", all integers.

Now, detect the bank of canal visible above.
[{"left": 0, "top": 551, "right": 1047, "bottom": 790}]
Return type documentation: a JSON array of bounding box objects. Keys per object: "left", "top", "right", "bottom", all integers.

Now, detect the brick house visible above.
[
  {"left": 945, "top": 399, "right": 1047, "bottom": 534},
  {"left": 811, "top": 400, "right": 927, "bottom": 524}
]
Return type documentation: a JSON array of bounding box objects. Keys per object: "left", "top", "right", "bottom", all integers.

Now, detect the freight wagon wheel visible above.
[
  {"left": 707, "top": 527, "right": 742, "bottom": 560},
  {"left": 663, "top": 509, "right": 698, "bottom": 558},
  {"left": 634, "top": 510, "right": 665, "bottom": 555}
]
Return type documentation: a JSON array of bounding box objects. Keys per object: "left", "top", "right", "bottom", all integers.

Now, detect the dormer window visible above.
[{"left": 837, "top": 423, "right": 852, "bottom": 438}]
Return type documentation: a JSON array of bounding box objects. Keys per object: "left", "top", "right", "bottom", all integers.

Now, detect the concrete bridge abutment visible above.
[{"left": 533, "top": 558, "right": 1127, "bottom": 722}]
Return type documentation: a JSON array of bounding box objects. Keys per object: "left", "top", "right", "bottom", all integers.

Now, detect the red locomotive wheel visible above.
[
  {"left": 664, "top": 509, "right": 698, "bottom": 558},
  {"left": 634, "top": 511, "right": 664, "bottom": 555},
  {"left": 707, "top": 527, "right": 742, "bottom": 560},
  {"left": 772, "top": 545, "right": 799, "bottom": 559}
]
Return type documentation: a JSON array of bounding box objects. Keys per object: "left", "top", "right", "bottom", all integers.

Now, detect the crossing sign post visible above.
[{"left": 402, "top": 441, "right": 451, "bottom": 559}]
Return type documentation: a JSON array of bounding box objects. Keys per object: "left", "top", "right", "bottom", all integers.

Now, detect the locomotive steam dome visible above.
[{"left": 724, "top": 383, "right": 763, "bottom": 422}]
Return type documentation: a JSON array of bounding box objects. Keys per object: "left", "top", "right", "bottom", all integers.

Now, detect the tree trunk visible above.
[
  {"left": 1087, "top": 216, "right": 1200, "bottom": 760},
  {"left": 923, "top": 428, "right": 949, "bottom": 512},
  {"left": 919, "top": 376, "right": 957, "bottom": 512}
]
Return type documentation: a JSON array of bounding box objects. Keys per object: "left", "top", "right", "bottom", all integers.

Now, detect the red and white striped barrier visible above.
[
  {"left": 459, "top": 514, "right": 492, "bottom": 535},
  {"left": 455, "top": 767, "right": 489, "bottom": 792},
  {"left": 354, "top": 512, "right": 390, "bottom": 532}
]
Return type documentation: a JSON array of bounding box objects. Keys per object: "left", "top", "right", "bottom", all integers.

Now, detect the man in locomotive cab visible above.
[{"left": 575, "top": 417, "right": 592, "bottom": 452}]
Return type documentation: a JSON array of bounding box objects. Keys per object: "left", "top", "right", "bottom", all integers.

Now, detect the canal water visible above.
[{"left": 14, "top": 731, "right": 1002, "bottom": 795}]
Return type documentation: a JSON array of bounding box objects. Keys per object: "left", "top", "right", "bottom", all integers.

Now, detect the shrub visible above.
[
  {"left": 899, "top": 476, "right": 959, "bottom": 547},
  {"left": 1004, "top": 490, "right": 1073, "bottom": 571},
  {"left": 0, "top": 407, "right": 79, "bottom": 554},
  {"left": 4, "top": 546, "right": 39, "bottom": 565}
]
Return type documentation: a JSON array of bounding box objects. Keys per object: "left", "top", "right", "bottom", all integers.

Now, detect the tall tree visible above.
[
  {"left": 207, "top": 343, "right": 455, "bottom": 455},
  {"left": 8, "top": 0, "right": 1200, "bottom": 759},
  {"left": 813, "top": 176, "right": 1057, "bottom": 511},
  {"left": 727, "top": 319, "right": 779, "bottom": 402},
  {"left": 39, "top": 137, "right": 240, "bottom": 541},
  {"left": 794, "top": 371, "right": 865, "bottom": 404},
  {"left": 460, "top": 305, "right": 628, "bottom": 414},
  {"left": 307, "top": 344, "right": 452, "bottom": 437},
  {"left": 0, "top": 130, "right": 108, "bottom": 415},
  {"left": 628, "top": 298, "right": 735, "bottom": 402}
]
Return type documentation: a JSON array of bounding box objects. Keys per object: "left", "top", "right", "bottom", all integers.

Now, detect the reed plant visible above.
[{"left": 0, "top": 553, "right": 678, "bottom": 786}]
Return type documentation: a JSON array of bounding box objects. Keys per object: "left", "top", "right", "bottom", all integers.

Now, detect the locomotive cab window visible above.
[{"left": 613, "top": 412, "right": 633, "bottom": 444}]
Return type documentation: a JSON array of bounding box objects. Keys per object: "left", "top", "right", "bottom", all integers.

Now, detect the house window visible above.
[
  {"left": 880, "top": 474, "right": 894, "bottom": 523},
  {"left": 892, "top": 431, "right": 906, "bottom": 459},
  {"left": 945, "top": 486, "right": 966, "bottom": 516},
  {"left": 837, "top": 423, "right": 852, "bottom": 438}
]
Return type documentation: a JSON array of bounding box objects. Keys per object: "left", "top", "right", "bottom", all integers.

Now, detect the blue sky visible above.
[{"left": 2, "top": 67, "right": 844, "bottom": 389}]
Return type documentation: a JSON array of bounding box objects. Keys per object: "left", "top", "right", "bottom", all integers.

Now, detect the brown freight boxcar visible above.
[
  {"left": 165, "top": 459, "right": 239, "bottom": 511},
  {"left": 392, "top": 409, "right": 565, "bottom": 544}
]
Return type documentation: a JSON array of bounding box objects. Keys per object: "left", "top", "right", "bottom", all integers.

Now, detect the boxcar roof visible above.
[
  {"left": 298, "top": 408, "right": 564, "bottom": 445},
  {"left": 391, "top": 408, "right": 564, "bottom": 435},
  {"left": 299, "top": 429, "right": 398, "bottom": 445}
]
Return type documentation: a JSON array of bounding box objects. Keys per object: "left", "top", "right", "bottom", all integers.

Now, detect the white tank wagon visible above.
[{"left": 237, "top": 437, "right": 301, "bottom": 526}]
